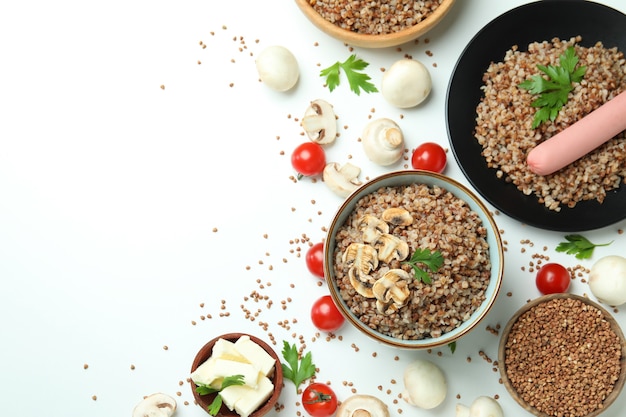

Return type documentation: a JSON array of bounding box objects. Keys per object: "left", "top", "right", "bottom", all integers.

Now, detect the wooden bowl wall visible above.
[
  {"left": 498, "top": 294, "right": 626, "bottom": 417},
  {"left": 294, "top": 0, "right": 456, "bottom": 48},
  {"left": 190, "top": 333, "right": 283, "bottom": 417}
]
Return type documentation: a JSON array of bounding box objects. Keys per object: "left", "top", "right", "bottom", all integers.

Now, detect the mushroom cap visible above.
[
  {"left": 255, "top": 45, "right": 299, "bottom": 92},
  {"left": 468, "top": 396, "right": 504, "bottom": 417},
  {"left": 402, "top": 359, "right": 447, "bottom": 409},
  {"left": 361, "top": 118, "right": 405, "bottom": 166},
  {"left": 381, "top": 59, "right": 432, "bottom": 108},
  {"left": 336, "top": 394, "right": 390, "bottom": 417},
  {"left": 589, "top": 255, "right": 626, "bottom": 306}
]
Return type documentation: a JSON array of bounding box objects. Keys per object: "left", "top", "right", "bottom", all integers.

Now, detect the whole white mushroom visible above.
[
  {"left": 456, "top": 396, "right": 504, "bottom": 417},
  {"left": 381, "top": 59, "right": 432, "bottom": 108},
  {"left": 402, "top": 359, "right": 447, "bottom": 409},
  {"left": 588, "top": 255, "right": 626, "bottom": 306},
  {"left": 255, "top": 45, "right": 299, "bottom": 92}
]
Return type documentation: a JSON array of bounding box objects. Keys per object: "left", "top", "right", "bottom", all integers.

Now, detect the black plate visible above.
[{"left": 446, "top": 0, "right": 626, "bottom": 232}]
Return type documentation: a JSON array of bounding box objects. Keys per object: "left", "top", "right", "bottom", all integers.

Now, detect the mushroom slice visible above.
[
  {"left": 381, "top": 207, "right": 413, "bottom": 227},
  {"left": 342, "top": 243, "right": 379, "bottom": 274},
  {"left": 357, "top": 214, "right": 390, "bottom": 243},
  {"left": 323, "top": 162, "right": 362, "bottom": 198},
  {"left": 373, "top": 269, "right": 412, "bottom": 315},
  {"left": 336, "top": 394, "right": 390, "bottom": 417},
  {"left": 132, "top": 393, "right": 177, "bottom": 417},
  {"left": 302, "top": 99, "right": 337, "bottom": 144},
  {"left": 348, "top": 267, "right": 376, "bottom": 298},
  {"left": 374, "top": 234, "right": 409, "bottom": 263}
]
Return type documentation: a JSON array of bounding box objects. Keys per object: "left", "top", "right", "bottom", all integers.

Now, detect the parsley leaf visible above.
[
  {"left": 518, "top": 46, "right": 587, "bottom": 128},
  {"left": 556, "top": 234, "right": 613, "bottom": 260},
  {"left": 320, "top": 54, "right": 378, "bottom": 95},
  {"left": 403, "top": 248, "right": 444, "bottom": 284},
  {"left": 195, "top": 375, "right": 246, "bottom": 416},
  {"left": 281, "top": 341, "right": 316, "bottom": 392}
]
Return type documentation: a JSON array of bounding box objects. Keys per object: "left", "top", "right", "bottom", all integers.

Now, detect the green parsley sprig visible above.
[
  {"left": 556, "top": 234, "right": 613, "bottom": 260},
  {"left": 518, "top": 46, "right": 587, "bottom": 128},
  {"left": 281, "top": 341, "right": 316, "bottom": 392},
  {"left": 195, "top": 374, "right": 245, "bottom": 416},
  {"left": 320, "top": 54, "right": 378, "bottom": 96},
  {"left": 403, "top": 248, "right": 444, "bottom": 284}
]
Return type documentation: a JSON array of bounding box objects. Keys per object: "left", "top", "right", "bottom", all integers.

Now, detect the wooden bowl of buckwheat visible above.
[
  {"left": 499, "top": 293, "right": 626, "bottom": 417},
  {"left": 294, "top": 0, "right": 456, "bottom": 48}
]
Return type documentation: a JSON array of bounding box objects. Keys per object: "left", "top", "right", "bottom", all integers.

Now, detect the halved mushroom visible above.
[
  {"left": 374, "top": 234, "right": 409, "bottom": 263},
  {"left": 302, "top": 99, "right": 337, "bottom": 144},
  {"left": 342, "top": 243, "right": 379, "bottom": 298},
  {"left": 357, "top": 214, "right": 390, "bottom": 243},
  {"left": 373, "top": 269, "right": 412, "bottom": 314},
  {"left": 381, "top": 207, "right": 413, "bottom": 227},
  {"left": 361, "top": 118, "right": 405, "bottom": 166},
  {"left": 132, "top": 393, "right": 177, "bottom": 417},
  {"left": 336, "top": 394, "right": 390, "bottom": 417},
  {"left": 323, "top": 162, "right": 362, "bottom": 197}
]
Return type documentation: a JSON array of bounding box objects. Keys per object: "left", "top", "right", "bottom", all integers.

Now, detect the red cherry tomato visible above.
[
  {"left": 306, "top": 242, "right": 325, "bottom": 279},
  {"left": 536, "top": 263, "right": 571, "bottom": 294},
  {"left": 310, "top": 295, "right": 344, "bottom": 332},
  {"left": 411, "top": 142, "right": 447, "bottom": 173},
  {"left": 291, "top": 142, "right": 326, "bottom": 177},
  {"left": 302, "top": 383, "right": 338, "bottom": 417}
]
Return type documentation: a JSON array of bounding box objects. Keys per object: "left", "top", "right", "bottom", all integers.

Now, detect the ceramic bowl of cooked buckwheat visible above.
[
  {"left": 294, "top": 0, "right": 456, "bottom": 48},
  {"left": 323, "top": 170, "right": 504, "bottom": 349},
  {"left": 499, "top": 293, "right": 626, "bottom": 417}
]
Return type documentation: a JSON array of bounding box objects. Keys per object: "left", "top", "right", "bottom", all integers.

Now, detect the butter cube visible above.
[
  {"left": 213, "top": 338, "right": 247, "bottom": 362},
  {"left": 234, "top": 336, "right": 276, "bottom": 376},
  {"left": 234, "top": 375, "right": 274, "bottom": 417},
  {"left": 210, "top": 358, "right": 260, "bottom": 388},
  {"left": 219, "top": 383, "right": 253, "bottom": 412},
  {"left": 190, "top": 356, "right": 219, "bottom": 387}
]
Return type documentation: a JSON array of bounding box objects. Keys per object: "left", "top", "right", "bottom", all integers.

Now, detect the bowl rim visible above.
[
  {"left": 294, "top": 0, "right": 457, "bottom": 48},
  {"left": 189, "top": 332, "right": 283, "bottom": 417},
  {"left": 497, "top": 293, "right": 626, "bottom": 417},
  {"left": 324, "top": 170, "right": 504, "bottom": 349}
]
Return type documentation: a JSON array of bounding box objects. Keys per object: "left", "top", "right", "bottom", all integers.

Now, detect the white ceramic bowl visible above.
[{"left": 324, "top": 170, "right": 504, "bottom": 349}]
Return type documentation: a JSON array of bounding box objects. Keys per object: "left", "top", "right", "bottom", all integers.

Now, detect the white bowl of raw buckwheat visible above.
[{"left": 324, "top": 170, "right": 504, "bottom": 350}]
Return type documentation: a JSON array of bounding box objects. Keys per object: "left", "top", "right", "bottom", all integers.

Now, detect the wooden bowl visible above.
[
  {"left": 294, "top": 0, "right": 456, "bottom": 48},
  {"left": 190, "top": 333, "right": 283, "bottom": 417},
  {"left": 498, "top": 294, "right": 626, "bottom": 417}
]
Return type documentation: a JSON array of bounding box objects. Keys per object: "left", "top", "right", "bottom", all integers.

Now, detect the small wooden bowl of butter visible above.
[{"left": 190, "top": 333, "right": 283, "bottom": 417}]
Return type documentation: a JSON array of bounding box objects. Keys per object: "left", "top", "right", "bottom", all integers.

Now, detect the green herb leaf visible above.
[
  {"left": 320, "top": 54, "right": 378, "bottom": 95},
  {"left": 281, "top": 341, "right": 316, "bottom": 392},
  {"left": 518, "top": 46, "right": 587, "bottom": 128},
  {"left": 195, "top": 375, "right": 245, "bottom": 416},
  {"left": 555, "top": 234, "right": 613, "bottom": 260},
  {"left": 403, "top": 248, "right": 444, "bottom": 284},
  {"left": 448, "top": 341, "right": 457, "bottom": 354}
]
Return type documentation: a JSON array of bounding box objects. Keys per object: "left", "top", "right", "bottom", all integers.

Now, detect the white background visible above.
[{"left": 1, "top": 1, "right": 625, "bottom": 416}]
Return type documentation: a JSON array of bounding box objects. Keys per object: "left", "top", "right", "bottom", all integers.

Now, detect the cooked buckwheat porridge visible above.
[
  {"left": 475, "top": 36, "right": 626, "bottom": 211},
  {"left": 332, "top": 183, "right": 491, "bottom": 340},
  {"left": 310, "top": 0, "right": 444, "bottom": 35}
]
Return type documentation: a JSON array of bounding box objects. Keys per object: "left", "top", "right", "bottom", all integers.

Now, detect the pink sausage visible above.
[{"left": 526, "top": 90, "right": 626, "bottom": 176}]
